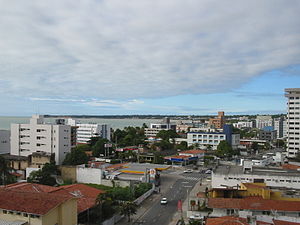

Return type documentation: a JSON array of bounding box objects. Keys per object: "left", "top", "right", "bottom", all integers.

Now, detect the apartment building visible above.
[
  {"left": 274, "top": 117, "right": 287, "bottom": 138},
  {"left": 285, "top": 88, "right": 300, "bottom": 158},
  {"left": 67, "top": 119, "right": 111, "bottom": 144},
  {"left": 10, "top": 115, "right": 71, "bottom": 165},
  {"left": 187, "top": 125, "right": 237, "bottom": 150},
  {"left": 209, "top": 111, "right": 225, "bottom": 129},
  {"left": 0, "top": 130, "right": 10, "bottom": 154},
  {"left": 144, "top": 117, "right": 176, "bottom": 137},
  {"left": 233, "top": 121, "right": 254, "bottom": 129},
  {"left": 256, "top": 115, "right": 273, "bottom": 129}
]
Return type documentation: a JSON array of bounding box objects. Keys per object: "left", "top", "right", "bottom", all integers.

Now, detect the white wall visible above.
[
  {"left": 212, "top": 171, "right": 300, "bottom": 189},
  {"left": 76, "top": 167, "right": 102, "bottom": 184}
]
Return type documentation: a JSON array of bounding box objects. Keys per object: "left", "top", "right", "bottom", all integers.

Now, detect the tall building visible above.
[
  {"left": 285, "top": 88, "right": 300, "bottom": 158},
  {"left": 274, "top": 116, "right": 287, "bottom": 138},
  {"left": 67, "top": 119, "right": 111, "bottom": 144},
  {"left": 10, "top": 115, "right": 71, "bottom": 165},
  {"left": 208, "top": 111, "right": 225, "bottom": 129},
  {"left": 255, "top": 115, "right": 273, "bottom": 129}
]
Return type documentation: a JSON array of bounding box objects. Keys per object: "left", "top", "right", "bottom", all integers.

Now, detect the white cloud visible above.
[{"left": 0, "top": 0, "right": 299, "bottom": 100}]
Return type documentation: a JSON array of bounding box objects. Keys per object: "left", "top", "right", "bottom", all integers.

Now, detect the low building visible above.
[
  {"left": 144, "top": 117, "right": 176, "bottom": 137},
  {"left": 1, "top": 182, "right": 104, "bottom": 224},
  {"left": 0, "top": 130, "right": 10, "bottom": 155},
  {"left": 187, "top": 125, "right": 233, "bottom": 150},
  {"left": 208, "top": 182, "right": 300, "bottom": 224},
  {"left": 259, "top": 129, "right": 277, "bottom": 141},
  {"left": 212, "top": 162, "right": 300, "bottom": 189},
  {"left": 0, "top": 188, "right": 77, "bottom": 225}
]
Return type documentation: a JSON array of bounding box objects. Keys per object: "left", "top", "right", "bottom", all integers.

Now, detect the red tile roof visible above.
[
  {"left": 208, "top": 197, "right": 300, "bottom": 212},
  {"left": 273, "top": 220, "right": 300, "bottom": 225},
  {"left": 282, "top": 164, "right": 300, "bottom": 170},
  {"left": 0, "top": 189, "right": 73, "bottom": 215},
  {"left": 179, "top": 149, "right": 206, "bottom": 154},
  {"left": 2, "top": 182, "right": 105, "bottom": 213},
  {"left": 51, "top": 184, "right": 105, "bottom": 213},
  {"left": 206, "top": 216, "right": 249, "bottom": 225}
]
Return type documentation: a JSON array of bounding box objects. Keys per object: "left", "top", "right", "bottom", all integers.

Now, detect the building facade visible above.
[
  {"left": 274, "top": 117, "right": 287, "bottom": 139},
  {"left": 144, "top": 117, "right": 176, "bottom": 137},
  {"left": 10, "top": 115, "right": 71, "bottom": 165},
  {"left": 187, "top": 125, "right": 233, "bottom": 150},
  {"left": 67, "top": 119, "right": 110, "bottom": 144},
  {"left": 209, "top": 111, "right": 225, "bottom": 129},
  {"left": 0, "top": 130, "right": 10, "bottom": 154},
  {"left": 285, "top": 88, "right": 300, "bottom": 158}
]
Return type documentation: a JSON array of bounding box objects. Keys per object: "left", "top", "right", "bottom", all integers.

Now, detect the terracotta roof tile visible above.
[
  {"left": 273, "top": 220, "right": 300, "bottom": 225},
  {"left": 179, "top": 149, "right": 206, "bottom": 154},
  {"left": 206, "top": 216, "right": 249, "bottom": 225},
  {"left": 2, "top": 182, "right": 105, "bottom": 214},
  {"left": 0, "top": 189, "right": 73, "bottom": 215},
  {"left": 208, "top": 197, "right": 300, "bottom": 212},
  {"left": 282, "top": 164, "right": 300, "bottom": 170}
]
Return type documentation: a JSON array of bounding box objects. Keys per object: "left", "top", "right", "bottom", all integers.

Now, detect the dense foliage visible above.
[
  {"left": 62, "top": 147, "right": 89, "bottom": 165},
  {"left": 0, "top": 156, "right": 16, "bottom": 185},
  {"left": 27, "top": 162, "right": 59, "bottom": 186},
  {"left": 112, "top": 126, "right": 145, "bottom": 147}
]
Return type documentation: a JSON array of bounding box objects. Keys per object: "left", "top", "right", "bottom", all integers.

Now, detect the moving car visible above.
[
  {"left": 160, "top": 197, "right": 168, "bottom": 205},
  {"left": 183, "top": 169, "right": 193, "bottom": 173}
]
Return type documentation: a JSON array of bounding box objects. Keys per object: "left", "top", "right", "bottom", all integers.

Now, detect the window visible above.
[
  {"left": 3, "top": 210, "right": 7, "bottom": 214},
  {"left": 23, "top": 213, "right": 28, "bottom": 217}
]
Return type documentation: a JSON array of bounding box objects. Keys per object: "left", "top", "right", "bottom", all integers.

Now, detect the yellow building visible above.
[
  {"left": 210, "top": 182, "right": 300, "bottom": 202},
  {"left": 0, "top": 189, "right": 77, "bottom": 225}
]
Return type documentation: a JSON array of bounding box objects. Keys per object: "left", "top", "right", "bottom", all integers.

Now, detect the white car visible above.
[
  {"left": 160, "top": 197, "right": 168, "bottom": 205},
  {"left": 189, "top": 214, "right": 203, "bottom": 220},
  {"left": 183, "top": 169, "right": 193, "bottom": 173}
]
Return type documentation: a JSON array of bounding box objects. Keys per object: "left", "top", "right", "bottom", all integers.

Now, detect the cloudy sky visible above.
[{"left": 0, "top": 0, "right": 299, "bottom": 116}]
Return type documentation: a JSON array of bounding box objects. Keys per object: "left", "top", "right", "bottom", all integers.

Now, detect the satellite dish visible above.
[{"left": 56, "top": 176, "right": 64, "bottom": 185}]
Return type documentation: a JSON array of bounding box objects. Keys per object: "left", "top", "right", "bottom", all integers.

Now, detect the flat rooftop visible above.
[{"left": 215, "top": 164, "right": 300, "bottom": 177}]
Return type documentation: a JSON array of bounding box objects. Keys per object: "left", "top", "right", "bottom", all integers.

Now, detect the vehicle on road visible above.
[
  {"left": 160, "top": 197, "right": 168, "bottom": 205},
  {"left": 205, "top": 169, "right": 212, "bottom": 174},
  {"left": 183, "top": 169, "right": 193, "bottom": 173},
  {"left": 189, "top": 214, "right": 203, "bottom": 220}
]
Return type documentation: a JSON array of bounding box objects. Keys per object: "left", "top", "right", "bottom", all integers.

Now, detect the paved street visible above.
[{"left": 117, "top": 169, "right": 207, "bottom": 225}]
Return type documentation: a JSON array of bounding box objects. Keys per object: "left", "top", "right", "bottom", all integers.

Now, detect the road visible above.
[{"left": 131, "top": 170, "right": 206, "bottom": 225}]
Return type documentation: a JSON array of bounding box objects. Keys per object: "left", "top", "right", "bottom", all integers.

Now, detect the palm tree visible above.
[
  {"left": 120, "top": 201, "right": 137, "bottom": 222},
  {"left": 0, "top": 155, "right": 10, "bottom": 185}
]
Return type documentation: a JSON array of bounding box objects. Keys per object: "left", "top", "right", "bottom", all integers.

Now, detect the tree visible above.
[
  {"left": 0, "top": 156, "right": 15, "bottom": 185},
  {"left": 156, "top": 130, "right": 179, "bottom": 141},
  {"left": 92, "top": 138, "right": 109, "bottom": 157},
  {"left": 27, "top": 162, "right": 58, "bottom": 186},
  {"left": 176, "top": 141, "right": 188, "bottom": 150},
  {"left": 120, "top": 201, "right": 137, "bottom": 222},
  {"left": 63, "top": 147, "right": 89, "bottom": 165},
  {"left": 216, "top": 141, "right": 234, "bottom": 158}
]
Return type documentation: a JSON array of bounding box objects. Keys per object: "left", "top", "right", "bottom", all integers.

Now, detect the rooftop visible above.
[
  {"left": 215, "top": 164, "right": 300, "bottom": 177},
  {"left": 206, "top": 216, "right": 249, "bottom": 225},
  {"left": 179, "top": 149, "right": 205, "bottom": 154},
  {"left": 1, "top": 182, "right": 104, "bottom": 213},
  {"left": 208, "top": 196, "right": 300, "bottom": 212},
  {"left": 0, "top": 189, "right": 73, "bottom": 215}
]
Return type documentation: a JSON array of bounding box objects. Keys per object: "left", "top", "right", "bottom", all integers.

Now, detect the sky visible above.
[{"left": 0, "top": 0, "right": 300, "bottom": 116}]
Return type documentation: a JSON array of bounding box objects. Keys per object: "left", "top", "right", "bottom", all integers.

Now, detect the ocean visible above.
[{"left": 0, "top": 116, "right": 162, "bottom": 130}]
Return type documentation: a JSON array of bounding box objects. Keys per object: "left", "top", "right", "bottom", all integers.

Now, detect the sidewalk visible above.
[
  {"left": 116, "top": 172, "right": 179, "bottom": 225},
  {"left": 168, "top": 177, "right": 211, "bottom": 225}
]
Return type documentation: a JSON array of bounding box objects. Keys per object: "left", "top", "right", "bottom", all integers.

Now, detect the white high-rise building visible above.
[
  {"left": 67, "top": 119, "right": 111, "bottom": 144},
  {"left": 10, "top": 115, "right": 71, "bottom": 165},
  {"left": 255, "top": 115, "right": 273, "bottom": 129},
  {"left": 285, "top": 88, "right": 300, "bottom": 158}
]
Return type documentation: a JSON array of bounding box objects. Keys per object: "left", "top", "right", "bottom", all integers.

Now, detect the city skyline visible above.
[{"left": 0, "top": 0, "right": 300, "bottom": 116}]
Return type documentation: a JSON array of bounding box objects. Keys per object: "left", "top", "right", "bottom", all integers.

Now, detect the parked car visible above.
[
  {"left": 205, "top": 169, "right": 212, "bottom": 174},
  {"left": 183, "top": 169, "right": 193, "bottom": 173},
  {"left": 160, "top": 197, "right": 168, "bottom": 205},
  {"left": 189, "top": 214, "right": 203, "bottom": 220}
]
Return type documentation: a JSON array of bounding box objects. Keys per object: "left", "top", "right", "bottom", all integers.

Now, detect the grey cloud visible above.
[{"left": 0, "top": 0, "right": 299, "bottom": 100}]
